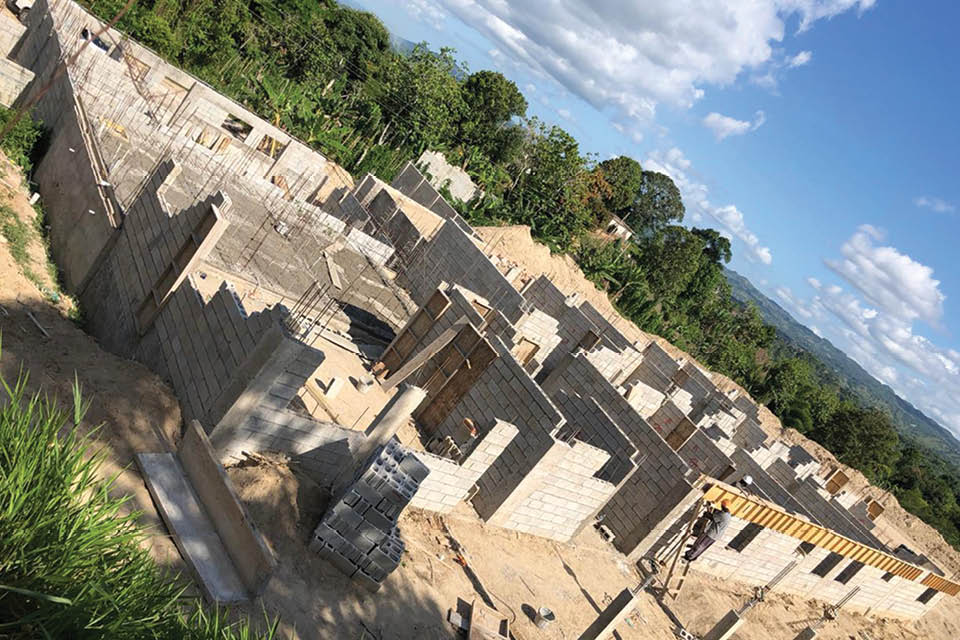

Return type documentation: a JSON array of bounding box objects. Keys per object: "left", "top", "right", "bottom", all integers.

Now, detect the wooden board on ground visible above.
[{"left": 135, "top": 452, "right": 248, "bottom": 603}]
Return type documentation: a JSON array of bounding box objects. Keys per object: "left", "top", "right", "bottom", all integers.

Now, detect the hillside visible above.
[{"left": 725, "top": 267, "right": 960, "bottom": 466}]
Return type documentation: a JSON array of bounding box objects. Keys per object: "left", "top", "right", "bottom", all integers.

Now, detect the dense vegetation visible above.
[
  {"left": 82, "top": 0, "right": 960, "bottom": 548},
  {"left": 0, "top": 364, "right": 277, "bottom": 638}
]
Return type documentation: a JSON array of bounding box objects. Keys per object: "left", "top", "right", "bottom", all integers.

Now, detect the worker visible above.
[{"left": 683, "top": 500, "right": 732, "bottom": 562}]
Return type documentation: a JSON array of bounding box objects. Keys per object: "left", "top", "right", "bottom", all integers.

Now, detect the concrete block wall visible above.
[
  {"left": 729, "top": 450, "right": 809, "bottom": 516},
  {"left": 217, "top": 406, "right": 364, "bottom": 486},
  {"left": 78, "top": 160, "right": 227, "bottom": 353},
  {"left": 0, "top": 57, "right": 31, "bottom": 107},
  {"left": 396, "top": 221, "right": 525, "bottom": 324},
  {"left": 677, "top": 430, "right": 734, "bottom": 479},
  {"left": 688, "top": 518, "right": 947, "bottom": 620},
  {"left": 151, "top": 281, "right": 283, "bottom": 423},
  {"left": 0, "top": 10, "right": 24, "bottom": 56},
  {"left": 578, "top": 300, "right": 634, "bottom": 352},
  {"left": 790, "top": 477, "right": 886, "bottom": 548},
  {"left": 552, "top": 390, "right": 637, "bottom": 485},
  {"left": 623, "top": 341, "right": 679, "bottom": 394},
  {"left": 647, "top": 401, "right": 691, "bottom": 442},
  {"left": 345, "top": 227, "right": 394, "bottom": 266},
  {"left": 540, "top": 353, "right": 701, "bottom": 557},
  {"left": 432, "top": 334, "right": 565, "bottom": 521},
  {"left": 669, "top": 363, "right": 716, "bottom": 416},
  {"left": 391, "top": 161, "right": 474, "bottom": 235},
  {"left": 27, "top": 0, "right": 350, "bottom": 199},
  {"left": 17, "top": 11, "right": 118, "bottom": 293},
  {"left": 503, "top": 438, "right": 618, "bottom": 542},
  {"left": 732, "top": 418, "right": 768, "bottom": 452},
  {"left": 512, "top": 308, "right": 561, "bottom": 374},
  {"left": 521, "top": 274, "right": 568, "bottom": 319},
  {"left": 624, "top": 380, "right": 666, "bottom": 417},
  {"left": 409, "top": 420, "right": 518, "bottom": 514}
]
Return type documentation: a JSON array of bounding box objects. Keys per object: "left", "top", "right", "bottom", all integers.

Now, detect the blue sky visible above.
[{"left": 353, "top": 0, "right": 960, "bottom": 438}]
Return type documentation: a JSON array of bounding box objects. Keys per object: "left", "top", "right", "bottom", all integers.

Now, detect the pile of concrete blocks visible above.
[{"left": 309, "top": 438, "right": 430, "bottom": 591}]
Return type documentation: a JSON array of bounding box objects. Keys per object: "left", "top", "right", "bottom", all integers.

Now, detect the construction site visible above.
[{"left": 1, "top": 1, "right": 960, "bottom": 638}]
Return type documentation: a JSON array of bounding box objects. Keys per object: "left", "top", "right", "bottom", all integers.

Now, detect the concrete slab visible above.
[{"left": 136, "top": 452, "right": 248, "bottom": 603}]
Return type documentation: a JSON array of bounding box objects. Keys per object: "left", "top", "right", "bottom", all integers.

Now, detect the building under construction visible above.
[{"left": 3, "top": 0, "right": 957, "bottom": 626}]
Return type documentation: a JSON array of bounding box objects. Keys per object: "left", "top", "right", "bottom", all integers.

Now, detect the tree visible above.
[
  {"left": 812, "top": 405, "right": 901, "bottom": 481},
  {"left": 626, "top": 170, "right": 685, "bottom": 233},
  {"left": 459, "top": 70, "right": 527, "bottom": 162},
  {"left": 504, "top": 119, "right": 592, "bottom": 250},
  {"left": 597, "top": 155, "right": 643, "bottom": 212},
  {"left": 634, "top": 225, "right": 703, "bottom": 303}
]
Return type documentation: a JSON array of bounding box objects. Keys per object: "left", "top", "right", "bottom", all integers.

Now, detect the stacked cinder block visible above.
[{"left": 310, "top": 439, "right": 430, "bottom": 591}]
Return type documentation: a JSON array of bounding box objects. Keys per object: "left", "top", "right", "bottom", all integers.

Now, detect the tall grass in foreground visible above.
[{"left": 0, "top": 359, "right": 279, "bottom": 639}]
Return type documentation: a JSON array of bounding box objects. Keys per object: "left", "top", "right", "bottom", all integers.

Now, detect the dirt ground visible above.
[
  {"left": 228, "top": 454, "right": 960, "bottom": 640},
  {"left": 227, "top": 454, "right": 678, "bottom": 640},
  {"left": 4, "top": 151, "right": 960, "bottom": 639}
]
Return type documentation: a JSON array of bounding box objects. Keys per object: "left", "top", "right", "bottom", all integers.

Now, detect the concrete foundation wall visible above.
[
  {"left": 432, "top": 334, "right": 565, "bottom": 521},
  {"left": 410, "top": 420, "right": 518, "bottom": 514},
  {"left": 216, "top": 407, "right": 364, "bottom": 487}
]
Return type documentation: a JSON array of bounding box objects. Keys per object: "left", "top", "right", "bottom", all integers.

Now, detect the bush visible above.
[
  {"left": 0, "top": 107, "right": 43, "bottom": 173},
  {"left": 0, "top": 363, "right": 278, "bottom": 639}
]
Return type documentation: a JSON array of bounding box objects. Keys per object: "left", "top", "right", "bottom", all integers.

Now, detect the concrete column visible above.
[
  {"left": 340, "top": 385, "right": 426, "bottom": 488},
  {"left": 576, "top": 588, "right": 639, "bottom": 640},
  {"left": 702, "top": 610, "right": 744, "bottom": 640}
]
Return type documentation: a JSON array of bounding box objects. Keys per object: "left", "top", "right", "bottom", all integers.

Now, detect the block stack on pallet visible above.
[{"left": 309, "top": 438, "right": 429, "bottom": 591}]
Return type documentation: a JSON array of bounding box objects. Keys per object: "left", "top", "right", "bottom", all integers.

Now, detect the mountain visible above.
[{"left": 724, "top": 268, "right": 960, "bottom": 466}]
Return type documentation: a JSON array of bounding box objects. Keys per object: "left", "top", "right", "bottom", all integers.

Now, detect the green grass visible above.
[
  {"left": 0, "top": 203, "right": 41, "bottom": 286},
  {"left": 0, "top": 356, "right": 280, "bottom": 639}
]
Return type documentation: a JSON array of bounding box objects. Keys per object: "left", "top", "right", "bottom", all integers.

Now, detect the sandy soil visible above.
[
  {"left": 227, "top": 454, "right": 677, "bottom": 640},
  {"left": 0, "top": 155, "right": 184, "bottom": 572},
  {"left": 228, "top": 454, "right": 960, "bottom": 640}
]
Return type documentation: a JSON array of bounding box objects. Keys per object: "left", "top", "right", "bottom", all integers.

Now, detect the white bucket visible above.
[{"left": 534, "top": 606, "right": 556, "bottom": 628}]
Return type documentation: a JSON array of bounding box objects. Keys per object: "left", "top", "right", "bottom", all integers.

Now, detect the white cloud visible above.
[
  {"left": 403, "top": 0, "right": 447, "bottom": 29},
  {"left": 557, "top": 108, "right": 572, "bottom": 120},
  {"left": 424, "top": 0, "right": 870, "bottom": 138},
  {"left": 914, "top": 196, "right": 956, "bottom": 213},
  {"left": 646, "top": 148, "right": 772, "bottom": 264},
  {"left": 787, "top": 50, "right": 813, "bottom": 67},
  {"left": 825, "top": 225, "right": 946, "bottom": 326},
  {"left": 760, "top": 269, "right": 960, "bottom": 436},
  {"left": 776, "top": 286, "right": 813, "bottom": 318},
  {"left": 703, "top": 110, "right": 766, "bottom": 141}
]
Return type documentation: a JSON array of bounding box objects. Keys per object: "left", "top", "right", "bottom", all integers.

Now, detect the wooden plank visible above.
[
  {"left": 135, "top": 453, "right": 247, "bottom": 603},
  {"left": 700, "top": 481, "right": 960, "bottom": 595},
  {"left": 381, "top": 321, "right": 464, "bottom": 391},
  {"left": 417, "top": 336, "right": 498, "bottom": 431}
]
